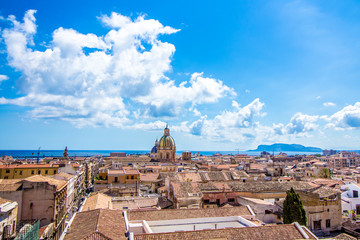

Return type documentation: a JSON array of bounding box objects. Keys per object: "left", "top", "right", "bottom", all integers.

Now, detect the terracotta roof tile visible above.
[
  {"left": 171, "top": 182, "right": 201, "bottom": 198},
  {"left": 82, "top": 192, "right": 112, "bottom": 211},
  {"left": 64, "top": 209, "right": 127, "bottom": 240},
  {"left": 0, "top": 179, "right": 22, "bottom": 191},
  {"left": 23, "top": 175, "right": 67, "bottom": 191},
  {"left": 0, "top": 164, "right": 56, "bottom": 169},
  {"left": 177, "top": 172, "right": 202, "bottom": 182},
  {"left": 140, "top": 173, "right": 160, "bottom": 182},
  {"left": 127, "top": 206, "right": 252, "bottom": 221},
  {"left": 0, "top": 197, "right": 14, "bottom": 205},
  {"left": 133, "top": 223, "right": 316, "bottom": 240}
]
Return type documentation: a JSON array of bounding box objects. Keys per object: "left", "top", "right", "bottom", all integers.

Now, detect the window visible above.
[
  {"left": 228, "top": 198, "right": 235, "bottom": 202},
  {"left": 53, "top": 170, "right": 57, "bottom": 174},
  {"left": 19, "top": 171, "right": 22, "bottom": 175},
  {"left": 354, "top": 190, "right": 359, "bottom": 198},
  {"left": 326, "top": 219, "right": 331, "bottom": 228},
  {"left": 5, "top": 170, "right": 10, "bottom": 173},
  {"left": 114, "top": 177, "right": 118, "bottom": 183},
  {"left": 204, "top": 199, "right": 210, "bottom": 204},
  {"left": 4, "top": 176, "right": 8, "bottom": 179},
  {"left": 265, "top": 209, "right": 273, "bottom": 214},
  {"left": 45, "top": 170, "right": 48, "bottom": 174},
  {"left": 313, "top": 220, "right": 321, "bottom": 230},
  {"left": 131, "top": 175, "right": 134, "bottom": 179},
  {"left": 31, "top": 170, "right": 34, "bottom": 175},
  {"left": 38, "top": 170, "right": 41, "bottom": 174}
]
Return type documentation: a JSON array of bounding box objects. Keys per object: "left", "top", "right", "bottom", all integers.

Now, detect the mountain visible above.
[{"left": 250, "top": 143, "right": 322, "bottom": 152}]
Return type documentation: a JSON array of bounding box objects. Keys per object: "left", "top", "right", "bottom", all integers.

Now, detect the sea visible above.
[{"left": 0, "top": 150, "right": 327, "bottom": 159}]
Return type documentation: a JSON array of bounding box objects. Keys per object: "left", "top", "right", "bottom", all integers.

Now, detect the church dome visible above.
[
  {"left": 159, "top": 135, "right": 175, "bottom": 148},
  {"left": 151, "top": 145, "right": 157, "bottom": 153}
]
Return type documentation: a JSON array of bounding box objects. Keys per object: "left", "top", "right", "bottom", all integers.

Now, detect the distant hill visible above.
[{"left": 250, "top": 143, "right": 322, "bottom": 152}]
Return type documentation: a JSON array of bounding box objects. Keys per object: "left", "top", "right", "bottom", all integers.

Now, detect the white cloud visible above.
[
  {"left": 283, "top": 112, "right": 319, "bottom": 136},
  {"left": 136, "top": 72, "right": 235, "bottom": 117},
  {"left": 186, "top": 98, "right": 265, "bottom": 142},
  {"left": 323, "top": 102, "right": 336, "bottom": 107},
  {"left": 131, "top": 120, "right": 167, "bottom": 131},
  {"left": 0, "top": 75, "right": 9, "bottom": 82},
  {"left": 324, "top": 102, "right": 360, "bottom": 129},
  {"left": 0, "top": 10, "right": 233, "bottom": 127}
]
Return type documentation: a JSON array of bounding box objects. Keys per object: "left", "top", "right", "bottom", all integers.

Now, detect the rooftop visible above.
[
  {"left": 133, "top": 223, "right": 316, "bottom": 240},
  {"left": 82, "top": 192, "right": 112, "bottom": 211},
  {"left": 64, "top": 209, "right": 127, "bottom": 240},
  {"left": 127, "top": 206, "right": 253, "bottom": 221},
  {"left": 23, "top": 175, "right": 67, "bottom": 191}
]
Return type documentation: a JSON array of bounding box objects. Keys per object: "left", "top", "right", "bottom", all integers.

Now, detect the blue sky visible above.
[{"left": 0, "top": 0, "right": 360, "bottom": 151}]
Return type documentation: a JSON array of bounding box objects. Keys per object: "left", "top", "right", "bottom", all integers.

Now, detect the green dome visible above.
[{"left": 159, "top": 135, "right": 175, "bottom": 148}]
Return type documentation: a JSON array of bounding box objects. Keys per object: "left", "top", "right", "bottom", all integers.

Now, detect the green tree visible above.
[
  {"left": 283, "top": 187, "right": 307, "bottom": 226},
  {"left": 318, "top": 168, "right": 331, "bottom": 179}
]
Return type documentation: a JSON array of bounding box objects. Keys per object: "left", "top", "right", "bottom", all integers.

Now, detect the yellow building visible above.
[{"left": 0, "top": 164, "right": 59, "bottom": 179}]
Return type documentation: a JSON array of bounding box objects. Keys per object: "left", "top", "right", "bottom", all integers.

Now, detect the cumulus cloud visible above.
[
  {"left": 135, "top": 72, "right": 235, "bottom": 117},
  {"left": 0, "top": 75, "right": 9, "bottom": 82},
  {"left": 323, "top": 102, "right": 336, "bottom": 107},
  {"left": 283, "top": 113, "right": 319, "bottom": 136},
  {"left": 183, "top": 102, "right": 323, "bottom": 146},
  {"left": 324, "top": 102, "right": 360, "bottom": 129},
  {"left": 131, "top": 120, "right": 167, "bottom": 131},
  {"left": 186, "top": 98, "right": 266, "bottom": 142},
  {"left": 0, "top": 10, "right": 233, "bottom": 127}
]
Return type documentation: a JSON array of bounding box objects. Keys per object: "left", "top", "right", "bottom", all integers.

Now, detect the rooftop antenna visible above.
[{"left": 37, "top": 147, "right": 41, "bottom": 163}]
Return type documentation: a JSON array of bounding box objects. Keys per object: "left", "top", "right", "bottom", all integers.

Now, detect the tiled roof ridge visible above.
[
  {"left": 95, "top": 208, "right": 101, "bottom": 233},
  {"left": 128, "top": 205, "right": 251, "bottom": 219},
  {"left": 133, "top": 223, "right": 311, "bottom": 239},
  {"left": 83, "top": 231, "right": 112, "bottom": 240}
]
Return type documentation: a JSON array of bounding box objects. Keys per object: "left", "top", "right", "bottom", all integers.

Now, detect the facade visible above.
[
  {"left": 297, "top": 187, "right": 342, "bottom": 234},
  {"left": 94, "top": 168, "right": 140, "bottom": 197},
  {"left": 21, "top": 176, "right": 68, "bottom": 228},
  {"left": 340, "top": 183, "right": 360, "bottom": 214},
  {"left": 0, "top": 164, "right": 59, "bottom": 179},
  {"left": 0, "top": 175, "right": 68, "bottom": 239},
  {"left": 151, "top": 125, "right": 176, "bottom": 162},
  {"left": 182, "top": 151, "right": 192, "bottom": 161},
  {"left": 0, "top": 197, "right": 18, "bottom": 239},
  {"left": 51, "top": 173, "right": 76, "bottom": 219}
]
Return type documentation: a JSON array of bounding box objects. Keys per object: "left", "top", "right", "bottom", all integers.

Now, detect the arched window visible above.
[{"left": 166, "top": 153, "right": 169, "bottom": 159}]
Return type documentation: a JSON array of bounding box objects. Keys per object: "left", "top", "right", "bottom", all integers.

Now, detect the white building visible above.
[{"left": 340, "top": 183, "right": 360, "bottom": 214}]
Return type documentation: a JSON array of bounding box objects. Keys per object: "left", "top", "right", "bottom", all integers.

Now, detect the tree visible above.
[
  {"left": 318, "top": 168, "right": 331, "bottom": 179},
  {"left": 283, "top": 187, "right": 307, "bottom": 226}
]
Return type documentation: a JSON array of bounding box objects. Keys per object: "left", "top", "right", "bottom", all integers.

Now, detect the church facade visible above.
[{"left": 150, "top": 125, "right": 176, "bottom": 162}]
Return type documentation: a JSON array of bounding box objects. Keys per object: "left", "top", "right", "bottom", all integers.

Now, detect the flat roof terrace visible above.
[{"left": 128, "top": 215, "right": 258, "bottom": 235}]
